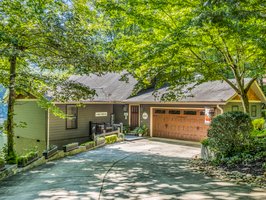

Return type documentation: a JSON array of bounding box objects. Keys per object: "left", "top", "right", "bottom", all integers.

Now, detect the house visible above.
[{"left": 13, "top": 73, "right": 266, "bottom": 153}]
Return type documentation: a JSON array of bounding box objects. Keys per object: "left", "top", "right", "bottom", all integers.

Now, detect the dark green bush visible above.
[
  {"left": 0, "top": 157, "right": 5, "bottom": 166},
  {"left": 105, "top": 135, "right": 118, "bottom": 144},
  {"left": 200, "top": 138, "right": 209, "bottom": 146},
  {"left": 207, "top": 111, "right": 253, "bottom": 158}
]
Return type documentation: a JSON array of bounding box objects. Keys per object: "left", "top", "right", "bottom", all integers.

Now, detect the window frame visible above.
[
  {"left": 232, "top": 105, "right": 239, "bottom": 112},
  {"left": 251, "top": 105, "right": 257, "bottom": 117},
  {"left": 66, "top": 104, "right": 78, "bottom": 129}
]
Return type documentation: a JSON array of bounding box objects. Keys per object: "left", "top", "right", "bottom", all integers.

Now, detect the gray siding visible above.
[
  {"left": 113, "top": 104, "right": 129, "bottom": 125},
  {"left": 49, "top": 104, "right": 113, "bottom": 148}
]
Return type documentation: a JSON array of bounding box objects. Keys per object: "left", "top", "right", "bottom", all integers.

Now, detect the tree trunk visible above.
[
  {"left": 6, "top": 55, "right": 17, "bottom": 160},
  {"left": 240, "top": 92, "right": 249, "bottom": 113}
]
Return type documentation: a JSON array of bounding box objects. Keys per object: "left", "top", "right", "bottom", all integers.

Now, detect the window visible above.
[
  {"left": 66, "top": 105, "right": 78, "bottom": 129},
  {"left": 169, "top": 110, "right": 180, "bottom": 115},
  {"left": 251, "top": 105, "right": 257, "bottom": 117},
  {"left": 200, "top": 111, "right": 205, "bottom": 115},
  {"left": 232, "top": 105, "right": 239, "bottom": 112},
  {"left": 184, "top": 110, "right": 197, "bottom": 115},
  {"left": 155, "top": 109, "right": 166, "bottom": 114}
]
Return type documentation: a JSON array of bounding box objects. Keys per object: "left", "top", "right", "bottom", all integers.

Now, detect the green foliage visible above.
[
  {"left": 81, "top": 141, "right": 95, "bottom": 147},
  {"left": 97, "top": 0, "right": 266, "bottom": 113},
  {"left": 200, "top": 138, "right": 209, "bottom": 147},
  {"left": 1, "top": 144, "right": 17, "bottom": 164},
  {"left": 252, "top": 118, "right": 265, "bottom": 130},
  {"left": 123, "top": 125, "right": 130, "bottom": 134},
  {"left": 17, "top": 156, "right": 28, "bottom": 166},
  {"left": 105, "top": 135, "right": 118, "bottom": 144},
  {"left": 207, "top": 111, "right": 253, "bottom": 158},
  {"left": 251, "top": 129, "right": 266, "bottom": 138},
  {"left": 0, "top": 157, "right": 5, "bottom": 166},
  {"left": 132, "top": 124, "right": 148, "bottom": 136},
  {"left": 263, "top": 162, "right": 266, "bottom": 171}
]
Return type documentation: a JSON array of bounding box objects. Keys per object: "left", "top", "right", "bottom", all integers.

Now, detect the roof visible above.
[
  {"left": 126, "top": 80, "right": 237, "bottom": 103},
  {"left": 69, "top": 72, "right": 137, "bottom": 102}
]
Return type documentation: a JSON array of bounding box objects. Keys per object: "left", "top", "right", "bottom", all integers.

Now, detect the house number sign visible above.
[
  {"left": 142, "top": 112, "right": 148, "bottom": 120},
  {"left": 95, "top": 112, "right": 108, "bottom": 117}
]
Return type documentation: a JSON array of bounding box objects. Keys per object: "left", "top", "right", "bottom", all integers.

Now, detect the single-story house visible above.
[{"left": 13, "top": 73, "right": 266, "bottom": 152}]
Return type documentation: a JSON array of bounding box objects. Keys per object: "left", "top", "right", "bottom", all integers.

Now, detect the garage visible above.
[{"left": 152, "top": 108, "right": 209, "bottom": 141}]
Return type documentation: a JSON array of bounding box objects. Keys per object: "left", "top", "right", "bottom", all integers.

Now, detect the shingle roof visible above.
[
  {"left": 68, "top": 73, "right": 255, "bottom": 103},
  {"left": 69, "top": 72, "right": 137, "bottom": 102},
  {"left": 125, "top": 79, "right": 249, "bottom": 103}
]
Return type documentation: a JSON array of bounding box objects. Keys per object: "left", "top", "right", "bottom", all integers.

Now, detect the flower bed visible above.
[
  {"left": 43, "top": 145, "right": 58, "bottom": 159},
  {"left": 96, "top": 137, "right": 105, "bottom": 146},
  {"left": 63, "top": 142, "right": 79, "bottom": 152},
  {"left": 17, "top": 151, "right": 38, "bottom": 168},
  {"left": 81, "top": 141, "right": 95, "bottom": 150}
]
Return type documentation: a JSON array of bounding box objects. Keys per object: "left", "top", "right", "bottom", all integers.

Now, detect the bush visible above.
[
  {"left": 200, "top": 138, "right": 209, "bottom": 147},
  {"left": 105, "top": 135, "right": 118, "bottom": 144},
  {"left": 252, "top": 118, "right": 265, "bottom": 130},
  {"left": 0, "top": 157, "right": 5, "bottom": 166},
  {"left": 17, "top": 156, "right": 28, "bottom": 166},
  {"left": 207, "top": 111, "right": 253, "bottom": 158},
  {"left": 81, "top": 141, "right": 95, "bottom": 147}
]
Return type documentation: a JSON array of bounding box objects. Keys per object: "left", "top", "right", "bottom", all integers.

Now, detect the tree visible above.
[
  {"left": 0, "top": 0, "right": 110, "bottom": 162},
  {"left": 97, "top": 0, "right": 266, "bottom": 113}
]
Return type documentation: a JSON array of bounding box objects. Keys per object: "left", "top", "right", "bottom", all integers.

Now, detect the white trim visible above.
[{"left": 128, "top": 104, "right": 140, "bottom": 127}]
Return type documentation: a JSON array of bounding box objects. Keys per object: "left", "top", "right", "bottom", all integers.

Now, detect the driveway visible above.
[{"left": 0, "top": 139, "right": 265, "bottom": 200}]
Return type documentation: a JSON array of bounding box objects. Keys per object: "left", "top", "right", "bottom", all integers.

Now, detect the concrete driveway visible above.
[{"left": 0, "top": 139, "right": 265, "bottom": 200}]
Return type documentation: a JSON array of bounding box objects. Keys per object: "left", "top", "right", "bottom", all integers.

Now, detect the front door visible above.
[{"left": 130, "top": 105, "right": 139, "bottom": 129}]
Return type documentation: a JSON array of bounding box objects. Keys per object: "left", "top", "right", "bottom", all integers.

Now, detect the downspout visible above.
[
  {"left": 46, "top": 108, "right": 50, "bottom": 150},
  {"left": 216, "top": 104, "right": 224, "bottom": 115}
]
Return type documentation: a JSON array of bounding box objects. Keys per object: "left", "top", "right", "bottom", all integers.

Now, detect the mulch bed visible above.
[{"left": 189, "top": 158, "right": 266, "bottom": 188}]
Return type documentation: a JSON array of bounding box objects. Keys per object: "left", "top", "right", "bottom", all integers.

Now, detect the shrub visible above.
[
  {"left": 17, "top": 156, "right": 28, "bottom": 166},
  {"left": 252, "top": 118, "right": 265, "bottom": 130},
  {"left": 200, "top": 138, "right": 209, "bottom": 147},
  {"left": 81, "top": 141, "right": 95, "bottom": 147},
  {"left": 207, "top": 111, "right": 253, "bottom": 158},
  {"left": 105, "top": 135, "right": 118, "bottom": 144},
  {"left": 0, "top": 157, "right": 5, "bottom": 166}
]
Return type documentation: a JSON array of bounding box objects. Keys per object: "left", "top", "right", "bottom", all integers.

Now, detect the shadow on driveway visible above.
[{"left": 0, "top": 139, "right": 265, "bottom": 200}]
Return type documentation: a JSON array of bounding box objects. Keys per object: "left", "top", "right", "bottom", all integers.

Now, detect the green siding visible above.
[
  {"left": 223, "top": 102, "right": 262, "bottom": 118},
  {"left": 14, "top": 101, "right": 46, "bottom": 154}
]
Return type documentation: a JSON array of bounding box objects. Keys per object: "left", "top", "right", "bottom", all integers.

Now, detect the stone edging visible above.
[{"left": 189, "top": 159, "right": 266, "bottom": 189}]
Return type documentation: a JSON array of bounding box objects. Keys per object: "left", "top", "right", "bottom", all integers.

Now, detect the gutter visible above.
[{"left": 216, "top": 104, "right": 224, "bottom": 114}]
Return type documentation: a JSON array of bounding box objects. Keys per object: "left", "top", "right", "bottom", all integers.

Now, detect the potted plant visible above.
[
  {"left": 132, "top": 125, "right": 148, "bottom": 137},
  {"left": 0, "top": 157, "right": 5, "bottom": 171},
  {"left": 63, "top": 142, "right": 79, "bottom": 152},
  {"left": 43, "top": 144, "right": 58, "bottom": 159}
]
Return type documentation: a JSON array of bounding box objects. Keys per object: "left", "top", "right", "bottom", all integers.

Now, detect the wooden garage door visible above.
[{"left": 152, "top": 109, "right": 209, "bottom": 141}]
